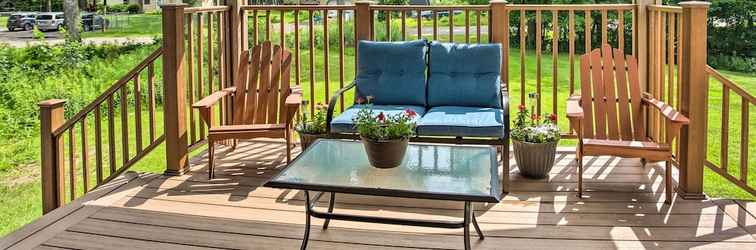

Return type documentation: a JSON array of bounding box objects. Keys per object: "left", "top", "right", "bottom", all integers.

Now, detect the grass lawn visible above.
[
  {"left": 81, "top": 13, "right": 162, "bottom": 38},
  {"left": 0, "top": 16, "right": 7, "bottom": 28}
]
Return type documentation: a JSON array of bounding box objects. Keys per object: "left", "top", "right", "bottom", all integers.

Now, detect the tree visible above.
[{"left": 63, "top": 0, "right": 81, "bottom": 41}]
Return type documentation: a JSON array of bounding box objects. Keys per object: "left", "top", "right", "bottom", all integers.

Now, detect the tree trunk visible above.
[
  {"left": 47, "top": 0, "right": 52, "bottom": 12},
  {"left": 64, "top": 0, "right": 81, "bottom": 41}
]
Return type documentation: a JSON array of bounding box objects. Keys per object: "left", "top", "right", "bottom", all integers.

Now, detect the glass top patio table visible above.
[{"left": 265, "top": 139, "right": 501, "bottom": 203}]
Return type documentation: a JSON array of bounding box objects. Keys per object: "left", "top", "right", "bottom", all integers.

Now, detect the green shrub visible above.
[
  {"left": 108, "top": 4, "right": 129, "bottom": 13},
  {"left": 708, "top": 54, "right": 756, "bottom": 73},
  {"left": 127, "top": 4, "right": 142, "bottom": 14}
]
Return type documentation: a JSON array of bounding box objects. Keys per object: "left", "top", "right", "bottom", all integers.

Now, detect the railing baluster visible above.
[
  {"left": 631, "top": 7, "right": 636, "bottom": 57},
  {"left": 618, "top": 9, "right": 625, "bottom": 53},
  {"left": 265, "top": 10, "right": 271, "bottom": 41},
  {"left": 134, "top": 77, "right": 143, "bottom": 153},
  {"left": 740, "top": 98, "right": 749, "bottom": 183},
  {"left": 721, "top": 86, "right": 729, "bottom": 172},
  {"left": 476, "top": 10, "right": 481, "bottom": 43},
  {"left": 119, "top": 87, "right": 129, "bottom": 165},
  {"left": 68, "top": 128, "right": 76, "bottom": 201},
  {"left": 535, "top": 10, "right": 542, "bottom": 114},
  {"left": 552, "top": 10, "right": 559, "bottom": 120},
  {"left": 197, "top": 14, "right": 205, "bottom": 140},
  {"left": 339, "top": 9, "right": 345, "bottom": 111},
  {"left": 187, "top": 14, "right": 197, "bottom": 144},
  {"left": 401, "top": 10, "right": 406, "bottom": 41},
  {"left": 148, "top": 64, "right": 156, "bottom": 143},
  {"left": 667, "top": 13, "right": 674, "bottom": 108},
  {"left": 464, "top": 9, "right": 469, "bottom": 43},
  {"left": 94, "top": 105, "right": 103, "bottom": 185},
  {"left": 219, "top": 12, "right": 227, "bottom": 126},
  {"left": 585, "top": 9, "right": 591, "bottom": 52},
  {"left": 601, "top": 9, "right": 607, "bottom": 46},
  {"left": 295, "top": 10, "right": 300, "bottom": 86},
  {"left": 448, "top": 8, "right": 453, "bottom": 42},
  {"left": 569, "top": 10, "right": 575, "bottom": 94},
  {"left": 417, "top": 9, "right": 422, "bottom": 40},
  {"left": 252, "top": 10, "right": 258, "bottom": 46},
  {"left": 386, "top": 10, "right": 391, "bottom": 41},
  {"left": 80, "top": 119, "right": 89, "bottom": 192},
  {"left": 309, "top": 10, "right": 315, "bottom": 115},
  {"left": 432, "top": 10, "right": 438, "bottom": 40},
  {"left": 519, "top": 9, "right": 526, "bottom": 105},
  {"left": 208, "top": 13, "right": 215, "bottom": 113},
  {"left": 324, "top": 9, "right": 330, "bottom": 102}
]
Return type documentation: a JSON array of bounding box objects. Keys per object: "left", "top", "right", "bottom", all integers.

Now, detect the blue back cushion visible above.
[
  {"left": 427, "top": 42, "right": 502, "bottom": 108},
  {"left": 356, "top": 39, "right": 428, "bottom": 106}
]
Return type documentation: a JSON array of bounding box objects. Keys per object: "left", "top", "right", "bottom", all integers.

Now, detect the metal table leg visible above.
[
  {"left": 464, "top": 202, "right": 471, "bottom": 250},
  {"left": 301, "top": 191, "right": 312, "bottom": 250},
  {"left": 322, "top": 192, "right": 336, "bottom": 230}
]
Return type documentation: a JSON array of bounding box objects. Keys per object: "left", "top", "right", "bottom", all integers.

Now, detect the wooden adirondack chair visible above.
[
  {"left": 193, "top": 41, "right": 302, "bottom": 179},
  {"left": 567, "top": 44, "right": 689, "bottom": 204}
]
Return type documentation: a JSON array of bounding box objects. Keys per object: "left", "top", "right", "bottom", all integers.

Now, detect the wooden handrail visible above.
[
  {"left": 241, "top": 5, "right": 356, "bottom": 10},
  {"left": 52, "top": 48, "right": 164, "bottom": 137},
  {"left": 185, "top": 6, "right": 231, "bottom": 13},
  {"left": 706, "top": 65, "right": 755, "bottom": 104},
  {"left": 509, "top": 4, "right": 635, "bottom": 10},
  {"left": 647, "top": 5, "right": 683, "bottom": 13}
]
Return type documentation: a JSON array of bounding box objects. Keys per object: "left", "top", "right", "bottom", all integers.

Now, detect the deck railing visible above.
[
  {"left": 704, "top": 65, "right": 755, "bottom": 196},
  {"left": 38, "top": 48, "right": 165, "bottom": 213},
  {"left": 41, "top": 1, "right": 752, "bottom": 213}
]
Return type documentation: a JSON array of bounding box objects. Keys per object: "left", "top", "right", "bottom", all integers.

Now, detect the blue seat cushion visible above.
[
  {"left": 355, "top": 39, "right": 428, "bottom": 106},
  {"left": 427, "top": 42, "right": 502, "bottom": 108},
  {"left": 416, "top": 106, "right": 505, "bottom": 138},
  {"left": 331, "top": 105, "right": 426, "bottom": 134}
]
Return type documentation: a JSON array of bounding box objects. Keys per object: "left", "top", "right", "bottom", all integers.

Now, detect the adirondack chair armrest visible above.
[
  {"left": 192, "top": 87, "right": 237, "bottom": 109},
  {"left": 641, "top": 93, "right": 689, "bottom": 124},
  {"left": 285, "top": 86, "right": 303, "bottom": 107},
  {"left": 566, "top": 95, "right": 584, "bottom": 119},
  {"left": 326, "top": 81, "right": 358, "bottom": 134}
]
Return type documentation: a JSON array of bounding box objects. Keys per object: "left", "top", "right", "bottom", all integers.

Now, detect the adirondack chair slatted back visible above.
[
  {"left": 232, "top": 41, "right": 293, "bottom": 125},
  {"left": 579, "top": 44, "right": 645, "bottom": 141}
]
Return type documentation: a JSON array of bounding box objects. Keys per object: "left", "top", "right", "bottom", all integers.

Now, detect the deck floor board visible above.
[{"left": 4, "top": 140, "right": 755, "bottom": 249}]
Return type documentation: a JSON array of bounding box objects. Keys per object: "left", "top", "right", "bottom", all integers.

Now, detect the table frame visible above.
[{"left": 300, "top": 191, "right": 484, "bottom": 250}]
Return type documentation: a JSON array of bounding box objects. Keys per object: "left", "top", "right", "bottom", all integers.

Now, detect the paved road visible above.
[{"left": 0, "top": 29, "right": 154, "bottom": 47}]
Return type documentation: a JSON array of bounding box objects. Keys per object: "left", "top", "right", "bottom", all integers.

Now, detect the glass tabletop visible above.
[{"left": 266, "top": 139, "right": 500, "bottom": 202}]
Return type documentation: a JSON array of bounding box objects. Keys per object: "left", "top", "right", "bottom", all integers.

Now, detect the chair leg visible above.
[
  {"left": 665, "top": 160, "right": 672, "bottom": 204},
  {"left": 577, "top": 153, "right": 584, "bottom": 198},
  {"left": 208, "top": 139, "right": 215, "bottom": 180},
  {"left": 285, "top": 128, "right": 292, "bottom": 164}
]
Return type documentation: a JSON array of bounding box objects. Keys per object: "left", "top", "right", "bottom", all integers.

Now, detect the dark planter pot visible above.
[
  {"left": 360, "top": 136, "right": 409, "bottom": 169},
  {"left": 299, "top": 133, "right": 325, "bottom": 150},
  {"left": 512, "top": 139, "right": 558, "bottom": 179}
]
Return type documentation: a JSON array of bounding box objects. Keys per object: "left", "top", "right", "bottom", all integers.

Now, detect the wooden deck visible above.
[{"left": 3, "top": 140, "right": 756, "bottom": 250}]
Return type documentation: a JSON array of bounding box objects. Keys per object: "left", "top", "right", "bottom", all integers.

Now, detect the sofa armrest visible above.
[{"left": 326, "top": 81, "right": 358, "bottom": 134}]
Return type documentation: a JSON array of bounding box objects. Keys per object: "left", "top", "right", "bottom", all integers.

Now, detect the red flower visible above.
[
  {"left": 548, "top": 113, "right": 557, "bottom": 122},
  {"left": 377, "top": 112, "right": 386, "bottom": 122},
  {"left": 532, "top": 114, "right": 541, "bottom": 121},
  {"left": 404, "top": 108, "right": 417, "bottom": 119},
  {"left": 518, "top": 104, "right": 527, "bottom": 112},
  {"left": 356, "top": 96, "right": 366, "bottom": 104}
]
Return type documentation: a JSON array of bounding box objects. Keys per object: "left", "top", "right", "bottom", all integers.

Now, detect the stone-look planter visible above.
[
  {"left": 512, "top": 139, "right": 558, "bottom": 179},
  {"left": 360, "top": 136, "right": 409, "bottom": 169},
  {"left": 299, "top": 133, "right": 325, "bottom": 150}
]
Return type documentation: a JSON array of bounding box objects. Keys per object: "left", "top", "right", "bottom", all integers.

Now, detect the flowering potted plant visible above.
[
  {"left": 294, "top": 101, "right": 327, "bottom": 150},
  {"left": 511, "top": 93, "right": 560, "bottom": 178},
  {"left": 353, "top": 96, "right": 417, "bottom": 168}
]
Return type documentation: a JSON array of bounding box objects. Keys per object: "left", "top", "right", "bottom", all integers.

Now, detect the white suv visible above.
[{"left": 36, "top": 12, "right": 65, "bottom": 32}]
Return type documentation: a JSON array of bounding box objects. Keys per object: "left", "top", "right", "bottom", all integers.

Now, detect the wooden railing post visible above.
[
  {"left": 355, "top": 1, "right": 373, "bottom": 42},
  {"left": 635, "top": 0, "right": 660, "bottom": 93},
  {"left": 39, "top": 99, "right": 66, "bottom": 214},
  {"left": 676, "top": 1, "right": 710, "bottom": 200},
  {"left": 227, "top": 0, "right": 244, "bottom": 91},
  {"left": 161, "top": 3, "right": 189, "bottom": 176},
  {"left": 490, "top": 0, "right": 508, "bottom": 89}
]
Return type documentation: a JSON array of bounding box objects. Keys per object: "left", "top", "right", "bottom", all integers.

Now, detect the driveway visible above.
[{"left": 0, "top": 29, "right": 154, "bottom": 47}]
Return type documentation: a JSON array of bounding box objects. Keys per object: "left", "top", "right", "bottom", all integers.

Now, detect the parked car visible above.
[
  {"left": 82, "top": 13, "right": 108, "bottom": 31},
  {"left": 6, "top": 12, "right": 37, "bottom": 31},
  {"left": 36, "top": 12, "right": 65, "bottom": 32}
]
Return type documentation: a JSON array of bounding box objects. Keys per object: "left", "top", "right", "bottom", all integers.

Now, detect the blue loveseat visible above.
[{"left": 325, "top": 39, "right": 510, "bottom": 190}]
